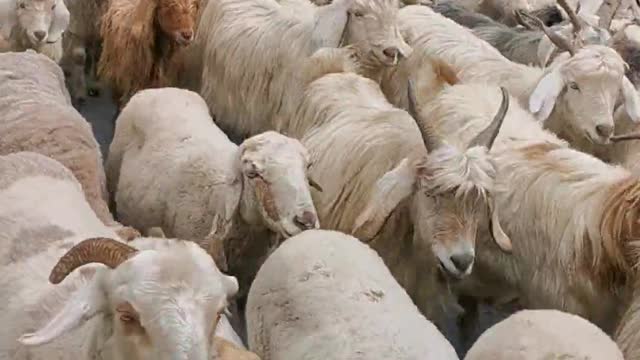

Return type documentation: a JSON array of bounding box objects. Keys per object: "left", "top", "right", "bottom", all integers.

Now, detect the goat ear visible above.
[
  {"left": 313, "top": 0, "right": 350, "bottom": 48},
  {"left": 529, "top": 69, "right": 564, "bottom": 122},
  {"left": 18, "top": 273, "right": 106, "bottom": 346},
  {"left": 621, "top": 76, "right": 640, "bottom": 123},
  {"left": 489, "top": 199, "right": 512, "bottom": 252},
  {"left": 47, "top": 0, "right": 69, "bottom": 43},
  {"left": 352, "top": 158, "right": 417, "bottom": 242}
]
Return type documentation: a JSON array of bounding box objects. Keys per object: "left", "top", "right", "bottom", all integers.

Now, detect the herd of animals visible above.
[{"left": 6, "top": 0, "right": 640, "bottom": 357}]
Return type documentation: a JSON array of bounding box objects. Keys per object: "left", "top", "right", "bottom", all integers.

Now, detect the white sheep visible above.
[
  {"left": 193, "top": 0, "right": 411, "bottom": 140},
  {"left": 246, "top": 229, "right": 459, "bottom": 359},
  {"left": 416, "top": 82, "right": 640, "bottom": 350},
  {"left": 279, "top": 48, "right": 511, "bottom": 333},
  {"left": 0, "top": 50, "right": 138, "bottom": 240},
  {"left": 106, "top": 87, "right": 321, "bottom": 298},
  {"left": 390, "top": 5, "right": 640, "bottom": 156},
  {"left": 465, "top": 310, "right": 624, "bottom": 359},
  {"left": 0, "top": 151, "right": 260, "bottom": 360},
  {"left": 0, "top": 0, "right": 69, "bottom": 62}
]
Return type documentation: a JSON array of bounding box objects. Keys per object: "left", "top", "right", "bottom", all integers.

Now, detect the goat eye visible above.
[
  {"left": 351, "top": 10, "right": 363, "bottom": 17},
  {"left": 120, "top": 314, "right": 136, "bottom": 322},
  {"left": 569, "top": 82, "right": 579, "bottom": 90},
  {"left": 19, "top": 3, "right": 25, "bottom": 8},
  {"left": 51, "top": 3, "right": 56, "bottom": 9}
]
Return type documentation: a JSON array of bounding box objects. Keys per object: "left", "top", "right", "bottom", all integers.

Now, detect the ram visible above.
[
  {"left": 0, "top": 151, "right": 260, "bottom": 360},
  {"left": 247, "top": 229, "right": 459, "bottom": 359},
  {"left": 97, "top": 0, "right": 201, "bottom": 107},
  {"left": 106, "top": 87, "right": 320, "bottom": 298},
  {"left": 0, "top": 0, "right": 69, "bottom": 62},
  {"left": 194, "top": 0, "right": 411, "bottom": 140},
  {"left": 0, "top": 51, "right": 138, "bottom": 240},
  {"left": 390, "top": 5, "right": 640, "bottom": 158}
]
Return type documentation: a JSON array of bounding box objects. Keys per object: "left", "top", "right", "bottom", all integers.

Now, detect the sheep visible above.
[
  {"left": 279, "top": 48, "right": 512, "bottom": 336},
  {"left": 194, "top": 0, "right": 411, "bottom": 140},
  {"left": 430, "top": 0, "right": 610, "bottom": 67},
  {"left": 246, "top": 229, "right": 459, "bottom": 359},
  {"left": 105, "top": 87, "right": 321, "bottom": 299},
  {"left": 0, "top": 151, "right": 244, "bottom": 360},
  {"left": 97, "top": 0, "right": 201, "bottom": 107},
  {"left": 414, "top": 82, "right": 640, "bottom": 344},
  {"left": 465, "top": 310, "right": 624, "bottom": 359},
  {"left": 0, "top": 0, "right": 69, "bottom": 62},
  {"left": 392, "top": 5, "right": 640, "bottom": 157},
  {"left": 0, "top": 51, "right": 138, "bottom": 240}
]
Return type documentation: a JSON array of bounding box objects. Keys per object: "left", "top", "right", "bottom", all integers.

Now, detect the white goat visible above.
[
  {"left": 1, "top": 0, "right": 69, "bottom": 62},
  {"left": 419, "top": 82, "right": 640, "bottom": 342},
  {"left": 247, "top": 229, "right": 459, "bottom": 359},
  {"left": 194, "top": 0, "right": 411, "bottom": 140},
  {"left": 393, "top": 5, "right": 640, "bottom": 155},
  {"left": 0, "top": 151, "right": 250, "bottom": 360},
  {"left": 106, "top": 87, "right": 321, "bottom": 298},
  {"left": 466, "top": 310, "right": 624, "bottom": 359},
  {"left": 283, "top": 48, "right": 511, "bottom": 333}
]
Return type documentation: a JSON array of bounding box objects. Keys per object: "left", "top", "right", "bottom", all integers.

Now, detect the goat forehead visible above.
[
  {"left": 353, "top": 0, "right": 398, "bottom": 13},
  {"left": 562, "top": 47, "right": 625, "bottom": 79}
]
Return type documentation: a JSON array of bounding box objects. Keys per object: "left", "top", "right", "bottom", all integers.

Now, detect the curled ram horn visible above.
[{"left": 49, "top": 237, "right": 138, "bottom": 284}]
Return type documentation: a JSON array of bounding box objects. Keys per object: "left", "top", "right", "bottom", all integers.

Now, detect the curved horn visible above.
[
  {"left": 338, "top": 12, "right": 350, "bottom": 47},
  {"left": 611, "top": 132, "right": 640, "bottom": 142},
  {"left": 517, "top": 9, "right": 577, "bottom": 56},
  {"left": 407, "top": 80, "right": 443, "bottom": 152},
  {"left": 468, "top": 87, "right": 509, "bottom": 150},
  {"left": 49, "top": 238, "right": 138, "bottom": 284},
  {"left": 558, "top": 0, "right": 582, "bottom": 33}
]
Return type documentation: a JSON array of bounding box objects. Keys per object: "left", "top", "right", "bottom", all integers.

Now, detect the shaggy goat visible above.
[
  {"left": 284, "top": 48, "right": 511, "bottom": 333},
  {"left": 0, "top": 151, "right": 241, "bottom": 360},
  {"left": 0, "top": 51, "right": 138, "bottom": 240},
  {"left": 247, "top": 230, "right": 459, "bottom": 359},
  {"left": 106, "top": 87, "right": 321, "bottom": 299},
  {"left": 466, "top": 310, "right": 624, "bottom": 359},
  {"left": 419, "top": 83, "right": 640, "bottom": 345},
  {"left": 98, "top": 0, "right": 201, "bottom": 107},
  {"left": 0, "top": 0, "right": 69, "bottom": 62},
  {"left": 395, "top": 5, "right": 640, "bottom": 156},
  {"left": 194, "top": 0, "right": 411, "bottom": 140}
]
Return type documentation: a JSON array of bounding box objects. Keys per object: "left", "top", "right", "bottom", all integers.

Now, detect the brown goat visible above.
[{"left": 97, "top": 0, "right": 200, "bottom": 107}]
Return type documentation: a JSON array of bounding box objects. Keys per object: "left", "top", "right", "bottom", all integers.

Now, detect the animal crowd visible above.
[{"left": 3, "top": 0, "right": 640, "bottom": 358}]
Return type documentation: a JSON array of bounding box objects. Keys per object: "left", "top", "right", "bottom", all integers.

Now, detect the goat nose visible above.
[
  {"left": 33, "top": 30, "right": 46, "bottom": 41},
  {"left": 181, "top": 30, "right": 193, "bottom": 41},
  {"left": 450, "top": 253, "right": 474, "bottom": 273},
  {"left": 383, "top": 47, "right": 399, "bottom": 59},
  {"left": 596, "top": 124, "right": 614, "bottom": 139},
  {"left": 294, "top": 211, "right": 317, "bottom": 230}
]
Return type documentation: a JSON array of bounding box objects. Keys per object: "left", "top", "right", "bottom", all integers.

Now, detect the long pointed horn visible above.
[
  {"left": 49, "top": 238, "right": 138, "bottom": 284},
  {"left": 516, "top": 9, "right": 577, "bottom": 56},
  {"left": 338, "top": 13, "right": 350, "bottom": 47},
  {"left": 407, "top": 80, "right": 443, "bottom": 152},
  {"left": 611, "top": 132, "right": 640, "bottom": 142},
  {"left": 558, "top": 0, "right": 582, "bottom": 33},
  {"left": 468, "top": 87, "right": 509, "bottom": 150}
]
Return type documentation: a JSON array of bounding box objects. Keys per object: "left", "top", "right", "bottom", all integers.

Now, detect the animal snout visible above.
[
  {"left": 595, "top": 124, "right": 613, "bottom": 139},
  {"left": 383, "top": 47, "right": 399, "bottom": 60},
  {"left": 180, "top": 30, "right": 193, "bottom": 42},
  {"left": 449, "top": 253, "right": 474, "bottom": 273},
  {"left": 293, "top": 211, "right": 317, "bottom": 231},
  {"left": 33, "top": 30, "right": 47, "bottom": 42}
]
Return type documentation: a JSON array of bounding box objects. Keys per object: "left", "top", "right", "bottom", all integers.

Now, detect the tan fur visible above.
[
  {"left": 214, "top": 337, "right": 261, "bottom": 360},
  {"left": 98, "top": 0, "right": 200, "bottom": 106}
]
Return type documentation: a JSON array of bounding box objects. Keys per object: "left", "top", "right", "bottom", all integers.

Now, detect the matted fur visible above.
[{"left": 98, "top": 0, "right": 200, "bottom": 106}]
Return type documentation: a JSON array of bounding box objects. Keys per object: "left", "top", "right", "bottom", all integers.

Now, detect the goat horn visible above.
[
  {"left": 468, "top": 87, "right": 509, "bottom": 150},
  {"left": 517, "top": 9, "right": 576, "bottom": 56},
  {"left": 407, "top": 79, "right": 443, "bottom": 152},
  {"left": 610, "top": 132, "right": 640, "bottom": 142},
  {"left": 557, "top": 0, "right": 582, "bottom": 34},
  {"left": 338, "top": 12, "right": 350, "bottom": 47},
  {"left": 605, "top": 0, "right": 625, "bottom": 33},
  {"left": 49, "top": 237, "right": 138, "bottom": 284}
]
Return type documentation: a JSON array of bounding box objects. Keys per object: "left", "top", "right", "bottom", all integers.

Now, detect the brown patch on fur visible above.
[
  {"left": 254, "top": 178, "right": 279, "bottom": 222},
  {"left": 97, "top": 0, "right": 201, "bottom": 106},
  {"left": 433, "top": 59, "right": 459, "bottom": 86},
  {"left": 214, "top": 337, "right": 261, "bottom": 360},
  {"left": 115, "top": 226, "right": 142, "bottom": 241},
  {"left": 2, "top": 225, "right": 74, "bottom": 266},
  {"left": 518, "top": 142, "right": 568, "bottom": 173},
  {"left": 598, "top": 177, "right": 640, "bottom": 289}
]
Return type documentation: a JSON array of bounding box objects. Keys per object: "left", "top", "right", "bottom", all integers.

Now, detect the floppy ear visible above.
[
  {"left": 313, "top": 0, "right": 350, "bottom": 47},
  {"left": 352, "top": 158, "right": 418, "bottom": 242},
  {"left": 47, "top": 0, "right": 69, "bottom": 43},
  {"left": 621, "top": 75, "right": 640, "bottom": 123},
  {"left": 488, "top": 198, "right": 512, "bottom": 252},
  {"left": 18, "top": 273, "right": 107, "bottom": 346},
  {"left": 529, "top": 69, "right": 565, "bottom": 122}
]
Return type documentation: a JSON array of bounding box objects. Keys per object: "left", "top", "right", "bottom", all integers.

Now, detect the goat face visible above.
[
  {"left": 239, "top": 131, "right": 320, "bottom": 239},
  {"left": 15, "top": 0, "right": 56, "bottom": 45},
  {"left": 19, "top": 238, "right": 239, "bottom": 360},
  {"left": 156, "top": 0, "right": 199, "bottom": 46},
  {"left": 343, "top": 0, "right": 412, "bottom": 67}
]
